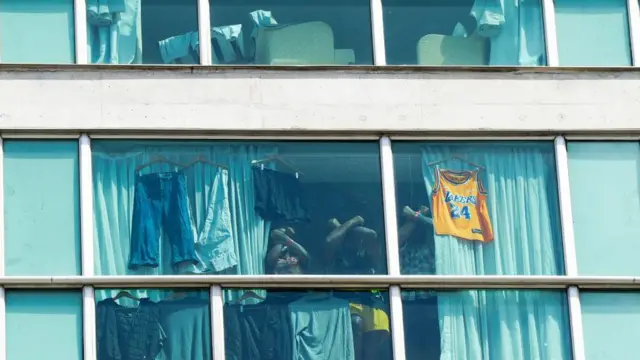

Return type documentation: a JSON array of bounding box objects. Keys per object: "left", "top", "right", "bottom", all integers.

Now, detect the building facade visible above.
[{"left": 0, "top": 0, "right": 638, "bottom": 360}]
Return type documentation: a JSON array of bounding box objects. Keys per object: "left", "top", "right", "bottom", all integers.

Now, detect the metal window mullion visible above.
[
  {"left": 0, "top": 137, "right": 5, "bottom": 360},
  {"left": 79, "top": 134, "right": 96, "bottom": 360},
  {"left": 198, "top": 0, "right": 212, "bottom": 65},
  {"left": 542, "top": 0, "right": 559, "bottom": 66},
  {"left": 370, "top": 0, "right": 387, "bottom": 65},
  {"left": 210, "top": 285, "right": 225, "bottom": 360},
  {"left": 74, "top": 0, "right": 89, "bottom": 64},
  {"left": 379, "top": 136, "right": 405, "bottom": 360},
  {"left": 627, "top": 0, "right": 640, "bottom": 65},
  {"left": 554, "top": 136, "right": 585, "bottom": 360}
]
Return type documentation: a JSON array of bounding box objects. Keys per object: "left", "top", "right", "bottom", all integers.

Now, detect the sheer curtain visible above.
[
  {"left": 87, "top": 0, "right": 142, "bottom": 64},
  {"left": 92, "top": 143, "right": 273, "bottom": 301},
  {"left": 420, "top": 143, "right": 570, "bottom": 360}
]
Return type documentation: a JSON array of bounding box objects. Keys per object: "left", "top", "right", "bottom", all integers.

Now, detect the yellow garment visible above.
[
  {"left": 431, "top": 168, "right": 494, "bottom": 242},
  {"left": 349, "top": 303, "right": 390, "bottom": 332}
]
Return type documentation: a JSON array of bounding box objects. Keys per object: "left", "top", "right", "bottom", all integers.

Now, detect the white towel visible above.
[
  {"left": 211, "top": 24, "right": 244, "bottom": 63},
  {"left": 469, "top": 0, "right": 505, "bottom": 38}
]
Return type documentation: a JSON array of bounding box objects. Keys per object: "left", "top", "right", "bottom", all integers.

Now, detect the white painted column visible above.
[
  {"left": 198, "top": 0, "right": 213, "bottom": 65},
  {"left": 554, "top": 136, "right": 585, "bottom": 360},
  {"left": 74, "top": 0, "right": 89, "bottom": 64},
  {"left": 627, "top": 0, "right": 640, "bottom": 65},
  {"left": 370, "top": 0, "right": 387, "bottom": 65},
  {"left": 542, "top": 0, "right": 560, "bottom": 66},
  {"left": 379, "top": 136, "right": 405, "bottom": 360},
  {"left": 210, "top": 285, "right": 226, "bottom": 360},
  {"left": 79, "top": 134, "right": 96, "bottom": 360}
]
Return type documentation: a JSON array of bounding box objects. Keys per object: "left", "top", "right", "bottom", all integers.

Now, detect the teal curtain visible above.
[
  {"left": 92, "top": 143, "right": 273, "bottom": 301},
  {"left": 87, "top": 0, "right": 141, "bottom": 64},
  {"left": 420, "top": 143, "right": 570, "bottom": 360}
]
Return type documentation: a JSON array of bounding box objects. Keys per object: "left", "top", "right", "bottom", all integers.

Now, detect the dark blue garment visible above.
[
  {"left": 129, "top": 171, "right": 197, "bottom": 270},
  {"left": 96, "top": 298, "right": 164, "bottom": 360},
  {"left": 252, "top": 167, "right": 309, "bottom": 224}
]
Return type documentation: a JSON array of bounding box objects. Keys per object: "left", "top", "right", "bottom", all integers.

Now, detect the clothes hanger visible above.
[
  {"left": 427, "top": 153, "right": 485, "bottom": 170},
  {"left": 182, "top": 155, "right": 228, "bottom": 170},
  {"left": 112, "top": 290, "right": 140, "bottom": 302},
  {"left": 251, "top": 154, "right": 304, "bottom": 178},
  {"left": 135, "top": 155, "right": 185, "bottom": 173},
  {"left": 233, "top": 290, "right": 265, "bottom": 304}
]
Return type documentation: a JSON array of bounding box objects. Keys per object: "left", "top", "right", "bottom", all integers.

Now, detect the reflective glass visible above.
[
  {"left": 92, "top": 141, "right": 385, "bottom": 275},
  {"left": 208, "top": 0, "right": 373, "bottom": 65},
  {"left": 95, "top": 288, "right": 211, "bottom": 360},
  {"left": 393, "top": 142, "right": 564, "bottom": 275},
  {"left": 0, "top": 0, "right": 75, "bottom": 64},
  {"left": 568, "top": 142, "right": 640, "bottom": 275},
  {"left": 382, "top": 0, "right": 545, "bottom": 65},
  {"left": 555, "top": 0, "right": 631, "bottom": 66},
  {"left": 86, "top": 0, "right": 199, "bottom": 64},
  {"left": 581, "top": 292, "right": 640, "bottom": 360},
  {"left": 6, "top": 291, "right": 83, "bottom": 360},
  {"left": 402, "top": 289, "right": 571, "bottom": 360},
  {"left": 4, "top": 140, "right": 81, "bottom": 276},
  {"left": 223, "top": 289, "right": 392, "bottom": 360}
]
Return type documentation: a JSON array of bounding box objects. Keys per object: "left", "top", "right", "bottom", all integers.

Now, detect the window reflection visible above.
[
  {"left": 86, "top": 0, "right": 199, "bottom": 64},
  {"left": 92, "top": 141, "right": 386, "bottom": 276},
  {"left": 402, "top": 290, "right": 571, "bottom": 360},
  {"left": 382, "top": 0, "right": 545, "bottom": 66},
  {"left": 0, "top": 0, "right": 75, "bottom": 64},
  {"left": 224, "top": 289, "right": 392, "bottom": 360},
  {"left": 95, "top": 288, "right": 211, "bottom": 360},
  {"left": 208, "top": 0, "right": 373, "bottom": 65},
  {"left": 393, "top": 142, "right": 564, "bottom": 275}
]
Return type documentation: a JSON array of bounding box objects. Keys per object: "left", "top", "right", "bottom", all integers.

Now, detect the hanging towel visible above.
[
  {"left": 159, "top": 32, "right": 199, "bottom": 64},
  {"left": 211, "top": 24, "right": 245, "bottom": 64},
  {"left": 470, "top": 0, "right": 505, "bottom": 38}
]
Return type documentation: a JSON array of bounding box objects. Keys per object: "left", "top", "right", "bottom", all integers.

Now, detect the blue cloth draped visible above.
[{"left": 92, "top": 143, "right": 273, "bottom": 301}]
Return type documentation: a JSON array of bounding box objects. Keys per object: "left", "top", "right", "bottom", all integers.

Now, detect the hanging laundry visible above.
[
  {"left": 252, "top": 167, "right": 310, "bottom": 223},
  {"left": 431, "top": 168, "right": 494, "bottom": 242}
]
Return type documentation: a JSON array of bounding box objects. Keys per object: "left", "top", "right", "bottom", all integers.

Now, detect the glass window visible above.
[
  {"left": 224, "top": 289, "right": 392, "bottom": 360},
  {"left": 86, "top": 0, "right": 199, "bottom": 64},
  {"left": 382, "top": 0, "right": 545, "bottom": 66},
  {"left": 95, "top": 288, "right": 211, "bottom": 360},
  {"left": 208, "top": 0, "right": 373, "bottom": 65},
  {"left": 92, "top": 141, "right": 385, "bottom": 275},
  {"left": 6, "top": 291, "right": 83, "bottom": 360},
  {"left": 0, "top": 0, "right": 75, "bottom": 64},
  {"left": 555, "top": 0, "right": 631, "bottom": 66},
  {"left": 568, "top": 142, "right": 640, "bottom": 275},
  {"left": 402, "top": 289, "right": 571, "bottom": 360},
  {"left": 393, "top": 142, "right": 564, "bottom": 275},
  {"left": 4, "top": 140, "right": 81, "bottom": 276},
  {"left": 581, "top": 292, "right": 640, "bottom": 360}
]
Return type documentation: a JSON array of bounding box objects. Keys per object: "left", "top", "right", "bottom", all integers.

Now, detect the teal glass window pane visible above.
[
  {"left": 403, "top": 290, "right": 571, "bottom": 359},
  {"left": 95, "top": 288, "right": 211, "bottom": 360},
  {"left": 0, "top": 0, "right": 75, "bottom": 64},
  {"left": 568, "top": 142, "right": 640, "bottom": 275},
  {"left": 6, "top": 291, "right": 83, "bottom": 360},
  {"left": 581, "top": 292, "right": 640, "bottom": 360},
  {"left": 392, "top": 142, "right": 564, "bottom": 275},
  {"left": 92, "top": 140, "right": 385, "bottom": 276},
  {"left": 382, "top": 0, "right": 545, "bottom": 66},
  {"left": 223, "top": 289, "right": 391, "bottom": 360},
  {"left": 4, "top": 140, "right": 81, "bottom": 276},
  {"left": 555, "top": 0, "right": 631, "bottom": 66},
  {"left": 208, "top": 0, "right": 373, "bottom": 65},
  {"left": 86, "top": 0, "right": 199, "bottom": 64}
]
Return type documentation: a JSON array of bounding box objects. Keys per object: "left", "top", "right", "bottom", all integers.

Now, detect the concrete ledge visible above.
[{"left": 0, "top": 66, "right": 638, "bottom": 133}]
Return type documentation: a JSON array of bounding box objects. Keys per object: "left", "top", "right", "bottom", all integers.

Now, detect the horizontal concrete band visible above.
[
  {"left": 1, "top": 67, "right": 640, "bottom": 133},
  {"left": 0, "top": 275, "right": 639, "bottom": 289}
]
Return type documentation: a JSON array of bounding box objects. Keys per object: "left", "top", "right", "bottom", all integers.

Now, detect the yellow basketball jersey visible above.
[{"left": 431, "top": 168, "right": 494, "bottom": 242}]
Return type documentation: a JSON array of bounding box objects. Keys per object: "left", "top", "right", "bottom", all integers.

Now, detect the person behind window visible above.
[{"left": 265, "top": 227, "right": 310, "bottom": 275}]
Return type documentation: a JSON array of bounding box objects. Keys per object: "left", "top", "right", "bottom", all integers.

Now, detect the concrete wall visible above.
[{"left": 0, "top": 66, "right": 639, "bottom": 134}]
